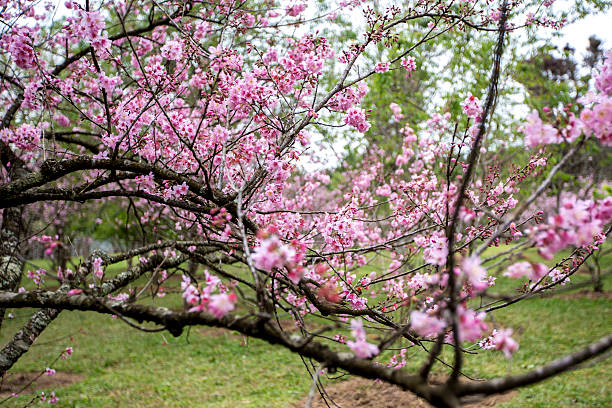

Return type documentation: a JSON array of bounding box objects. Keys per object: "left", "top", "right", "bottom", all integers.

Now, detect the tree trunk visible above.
[{"left": 0, "top": 207, "right": 25, "bottom": 330}]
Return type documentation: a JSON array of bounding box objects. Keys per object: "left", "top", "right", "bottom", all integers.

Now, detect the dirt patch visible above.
[
  {"left": 546, "top": 289, "right": 612, "bottom": 301},
  {"left": 199, "top": 326, "right": 244, "bottom": 339},
  {"left": 277, "top": 320, "right": 326, "bottom": 334},
  {"left": 198, "top": 319, "right": 326, "bottom": 339},
  {"left": 0, "top": 371, "right": 84, "bottom": 398},
  {"left": 295, "top": 376, "right": 517, "bottom": 408}
]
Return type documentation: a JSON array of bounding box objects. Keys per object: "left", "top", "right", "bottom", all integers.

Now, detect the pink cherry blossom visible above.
[
  {"left": 457, "top": 306, "right": 487, "bottom": 343},
  {"left": 460, "top": 256, "right": 489, "bottom": 291},
  {"left": 251, "top": 235, "right": 296, "bottom": 273},
  {"left": 344, "top": 107, "right": 371, "bottom": 133},
  {"left": 410, "top": 311, "right": 446, "bottom": 338},
  {"left": 492, "top": 328, "right": 519, "bottom": 358},
  {"left": 161, "top": 40, "right": 184, "bottom": 61},
  {"left": 208, "top": 293, "right": 237, "bottom": 319},
  {"left": 92, "top": 257, "right": 104, "bottom": 280},
  {"left": 530, "top": 263, "right": 549, "bottom": 281},
  {"left": 462, "top": 93, "right": 482, "bottom": 119},
  {"left": 533, "top": 197, "right": 609, "bottom": 259},
  {"left": 346, "top": 318, "right": 379, "bottom": 358},
  {"left": 422, "top": 234, "right": 448, "bottom": 266},
  {"left": 389, "top": 103, "right": 404, "bottom": 121},
  {"left": 523, "top": 110, "right": 558, "bottom": 147},
  {"left": 548, "top": 269, "right": 570, "bottom": 285},
  {"left": 6, "top": 29, "right": 36, "bottom": 69},
  {"left": 503, "top": 262, "right": 532, "bottom": 279},
  {"left": 286, "top": 4, "right": 307, "bottom": 17},
  {"left": 374, "top": 62, "right": 390, "bottom": 73},
  {"left": 400, "top": 57, "right": 417, "bottom": 77},
  {"left": 54, "top": 114, "right": 71, "bottom": 127},
  {"left": 347, "top": 338, "right": 380, "bottom": 359},
  {"left": 594, "top": 49, "right": 612, "bottom": 96}
]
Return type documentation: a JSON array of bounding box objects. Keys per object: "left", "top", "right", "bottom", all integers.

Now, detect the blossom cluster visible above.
[
  {"left": 181, "top": 274, "right": 237, "bottom": 318},
  {"left": 532, "top": 197, "right": 612, "bottom": 260},
  {"left": 346, "top": 319, "right": 379, "bottom": 359},
  {"left": 252, "top": 235, "right": 304, "bottom": 283}
]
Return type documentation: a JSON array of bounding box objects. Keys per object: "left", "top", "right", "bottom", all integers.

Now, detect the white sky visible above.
[{"left": 551, "top": 10, "right": 612, "bottom": 55}]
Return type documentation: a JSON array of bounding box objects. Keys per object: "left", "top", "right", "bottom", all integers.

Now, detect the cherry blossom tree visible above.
[{"left": 0, "top": 0, "right": 611, "bottom": 407}]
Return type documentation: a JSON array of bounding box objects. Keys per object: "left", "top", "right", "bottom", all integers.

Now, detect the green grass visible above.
[
  {"left": 1, "top": 311, "right": 311, "bottom": 407},
  {"left": 492, "top": 296, "right": 611, "bottom": 407},
  {"left": 2, "top": 246, "right": 610, "bottom": 407},
  {"left": 2, "top": 283, "right": 610, "bottom": 407}
]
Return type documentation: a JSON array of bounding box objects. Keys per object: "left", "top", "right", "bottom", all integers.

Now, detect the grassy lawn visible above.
[{"left": 1, "top": 246, "right": 610, "bottom": 407}]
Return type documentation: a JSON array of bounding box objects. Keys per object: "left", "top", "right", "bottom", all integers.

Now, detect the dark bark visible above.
[
  {"left": 0, "top": 207, "right": 25, "bottom": 329},
  {"left": 0, "top": 307, "right": 61, "bottom": 374}
]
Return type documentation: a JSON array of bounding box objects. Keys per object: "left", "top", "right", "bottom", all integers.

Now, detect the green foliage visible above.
[{"left": 594, "top": 183, "right": 612, "bottom": 200}]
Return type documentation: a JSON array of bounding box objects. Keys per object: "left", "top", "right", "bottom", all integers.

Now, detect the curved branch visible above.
[
  {"left": 456, "top": 333, "right": 612, "bottom": 397},
  {"left": 0, "top": 289, "right": 455, "bottom": 407}
]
